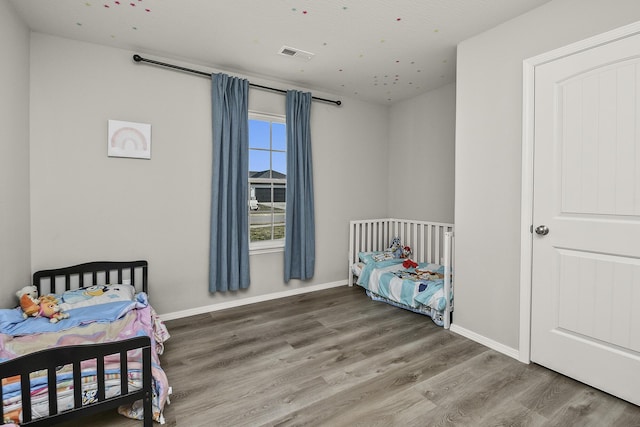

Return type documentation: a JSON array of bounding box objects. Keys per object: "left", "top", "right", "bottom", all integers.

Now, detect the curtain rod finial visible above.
[{"left": 133, "top": 54, "right": 143, "bottom": 62}]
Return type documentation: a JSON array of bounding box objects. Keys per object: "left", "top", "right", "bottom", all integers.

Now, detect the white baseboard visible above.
[
  {"left": 159, "top": 280, "right": 347, "bottom": 322},
  {"left": 449, "top": 323, "right": 521, "bottom": 361}
]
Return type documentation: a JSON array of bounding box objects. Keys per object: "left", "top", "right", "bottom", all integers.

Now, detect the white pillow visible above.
[{"left": 58, "top": 284, "right": 136, "bottom": 311}]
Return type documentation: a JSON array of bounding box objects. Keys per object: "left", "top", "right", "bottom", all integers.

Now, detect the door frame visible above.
[{"left": 519, "top": 20, "right": 640, "bottom": 364}]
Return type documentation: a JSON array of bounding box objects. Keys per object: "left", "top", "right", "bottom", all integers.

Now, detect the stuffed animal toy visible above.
[
  {"left": 16, "top": 286, "right": 40, "bottom": 319},
  {"left": 402, "top": 259, "right": 418, "bottom": 269},
  {"left": 38, "top": 300, "right": 69, "bottom": 323},
  {"left": 39, "top": 294, "right": 59, "bottom": 305},
  {"left": 386, "top": 237, "right": 404, "bottom": 258},
  {"left": 401, "top": 246, "right": 412, "bottom": 258},
  {"left": 386, "top": 237, "right": 401, "bottom": 251}
]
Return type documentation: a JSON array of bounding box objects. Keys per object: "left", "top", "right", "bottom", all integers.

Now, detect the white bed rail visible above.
[
  {"left": 348, "top": 218, "right": 455, "bottom": 328},
  {"left": 443, "top": 230, "right": 453, "bottom": 329}
]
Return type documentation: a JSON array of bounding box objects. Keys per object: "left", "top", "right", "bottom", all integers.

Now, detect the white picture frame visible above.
[{"left": 108, "top": 120, "right": 151, "bottom": 159}]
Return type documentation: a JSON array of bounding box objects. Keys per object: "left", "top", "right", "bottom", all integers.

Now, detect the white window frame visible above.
[{"left": 248, "top": 111, "right": 286, "bottom": 255}]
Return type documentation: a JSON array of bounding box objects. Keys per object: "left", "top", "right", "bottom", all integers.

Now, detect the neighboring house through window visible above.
[{"left": 248, "top": 112, "right": 286, "bottom": 253}]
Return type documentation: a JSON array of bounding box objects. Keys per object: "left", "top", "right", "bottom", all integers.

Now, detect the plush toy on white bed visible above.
[
  {"left": 386, "top": 237, "right": 403, "bottom": 258},
  {"left": 385, "top": 238, "right": 412, "bottom": 259},
  {"left": 401, "top": 245, "right": 412, "bottom": 258},
  {"left": 16, "top": 285, "right": 40, "bottom": 319}
]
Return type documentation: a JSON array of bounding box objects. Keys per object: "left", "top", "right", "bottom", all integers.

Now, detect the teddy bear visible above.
[
  {"left": 16, "top": 285, "right": 40, "bottom": 319},
  {"left": 38, "top": 300, "right": 69, "bottom": 323}
]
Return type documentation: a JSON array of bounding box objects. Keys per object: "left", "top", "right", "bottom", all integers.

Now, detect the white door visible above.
[{"left": 531, "top": 32, "right": 640, "bottom": 405}]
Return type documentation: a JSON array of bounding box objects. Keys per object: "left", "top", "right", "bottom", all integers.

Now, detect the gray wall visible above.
[
  {"left": 29, "top": 34, "right": 390, "bottom": 315},
  {"left": 388, "top": 83, "right": 455, "bottom": 223},
  {"left": 455, "top": 0, "right": 640, "bottom": 350},
  {"left": 0, "top": 1, "right": 31, "bottom": 308}
]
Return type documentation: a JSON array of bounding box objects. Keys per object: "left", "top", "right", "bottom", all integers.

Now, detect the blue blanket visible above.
[
  {"left": 357, "top": 260, "right": 448, "bottom": 312},
  {"left": 0, "top": 293, "right": 148, "bottom": 336}
]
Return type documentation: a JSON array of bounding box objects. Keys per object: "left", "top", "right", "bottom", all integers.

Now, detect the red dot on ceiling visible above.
[
  {"left": 302, "top": 10, "right": 308, "bottom": 14},
  {"left": 145, "top": 8, "right": 150, "bottom": 12},
  {"left": 396, "top": 18, "right": 401, "bottom": 21},
  {"left": 114, "top": 1, "right": 120, "bottom": 4},
  {"left": 104, "top": 4, "right": 109, "bottom": 7},
  {"left": 130, "top": 2, "right": 135, "bottom": 6}
]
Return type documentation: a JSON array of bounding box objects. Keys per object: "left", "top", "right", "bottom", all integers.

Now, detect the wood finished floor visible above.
[{"left": 61, "top": 285, "right": 640, "bottom": 427}]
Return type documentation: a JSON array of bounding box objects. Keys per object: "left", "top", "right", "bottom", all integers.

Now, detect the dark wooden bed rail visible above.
[
  {"left": 33, "top": 261, "right": 148, "bottom": 295},
  {"left": 0, "top": 336, "right": 152, "bottom": 426}
]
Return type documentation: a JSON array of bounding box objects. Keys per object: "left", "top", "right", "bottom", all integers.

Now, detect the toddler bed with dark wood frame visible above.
[{"left": 0, "top": 261, "right": 153, "bottom": 426}]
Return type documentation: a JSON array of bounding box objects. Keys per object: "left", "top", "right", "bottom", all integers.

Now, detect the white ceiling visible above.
[{"left": 10, "top": 0, "right": 552, "bottom": 105}]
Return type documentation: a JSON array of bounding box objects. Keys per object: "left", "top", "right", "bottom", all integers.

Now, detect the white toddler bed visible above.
[{"left": 348, "top": 218, "right": 454, "bottom": 328}]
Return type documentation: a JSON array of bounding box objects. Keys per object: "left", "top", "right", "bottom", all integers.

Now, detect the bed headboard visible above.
[{"left": 33, "top": 260, "right": 148, "bottom": 296}]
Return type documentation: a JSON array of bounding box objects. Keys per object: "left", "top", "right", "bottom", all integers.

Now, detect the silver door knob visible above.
[{"left": 535, "top": 225, "right": 549, "bottom": 236}]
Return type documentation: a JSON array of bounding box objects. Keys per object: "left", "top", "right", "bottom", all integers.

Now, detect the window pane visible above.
[
  {"left": 249, "top": 182, "right": 271, "bottom": 242},
  {"left": 249, "top": 150, "right": 270, "bottom": 176},
  {"left": 248, "top": 114, "right": 286, "bottom": 246},
  {"left": 272, "top": 122, "right": 286, "bottom": 151},
  {"left": 249, "top": 120, "right": 270, "bottom": 149},
  {"left": 273, "top": 182, "right": 286, "bottom": 240},
  {"left": 272, "top": 151, "right": 286, "bottom": 177}
]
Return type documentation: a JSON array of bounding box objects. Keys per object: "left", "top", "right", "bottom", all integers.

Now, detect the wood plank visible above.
[{"left": 58, "top": 285, "right": 640, "bottom": 426}]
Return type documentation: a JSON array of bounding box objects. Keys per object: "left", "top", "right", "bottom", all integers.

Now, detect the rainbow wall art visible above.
[{"left": 108, "top": 120, "right": 151, "bottom": 159}]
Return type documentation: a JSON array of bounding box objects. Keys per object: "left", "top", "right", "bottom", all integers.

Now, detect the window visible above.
[{"left": 248, "top": 112, "right": 286, "bottom": 252}]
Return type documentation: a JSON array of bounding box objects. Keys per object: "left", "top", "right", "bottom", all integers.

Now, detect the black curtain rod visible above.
[{"left": 132, "top": 54, "right": 342, "bottom": 106}]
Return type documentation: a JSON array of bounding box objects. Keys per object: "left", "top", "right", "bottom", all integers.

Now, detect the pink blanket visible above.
[{"left": 0, "top": 304, "right": 170, "bottom": 424}]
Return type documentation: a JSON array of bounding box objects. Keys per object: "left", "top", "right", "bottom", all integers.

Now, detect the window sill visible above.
[{"left": 250, "top": 240, "right": 285, "bottom": 255}]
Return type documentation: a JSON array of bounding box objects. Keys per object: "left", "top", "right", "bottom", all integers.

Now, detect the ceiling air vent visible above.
[{"left": 278, "top": 46, "right": 315, "bottom": 61}]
